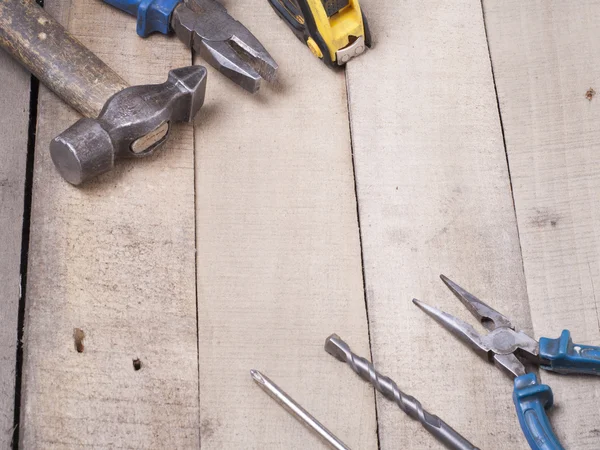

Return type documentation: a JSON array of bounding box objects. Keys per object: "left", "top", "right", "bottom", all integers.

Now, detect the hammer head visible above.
[{"left": 50, "top": 65, "right": 208, "bottom": 185}]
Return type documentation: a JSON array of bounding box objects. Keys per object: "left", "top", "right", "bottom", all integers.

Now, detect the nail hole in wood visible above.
[
  {"left": 586, "top": 88, "right": 595, "bottom": 101},
  {"left": 133, "top": 358, "right": 142, "bottom": 371},
  {"left": 73, "top": 328, "right": 85, "bottom": 353}
]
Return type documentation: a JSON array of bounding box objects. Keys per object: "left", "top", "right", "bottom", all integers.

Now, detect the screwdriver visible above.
[{"left": 250, "top": 369, "right": 351, "bottom": 450}]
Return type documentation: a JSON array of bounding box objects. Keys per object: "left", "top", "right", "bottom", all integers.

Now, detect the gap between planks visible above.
[
  {"left": 344, "top": 64, "right": 382, "bottom": 450},
  {"left": 12, "top": 72, "right": 39, "bottom": 450}
]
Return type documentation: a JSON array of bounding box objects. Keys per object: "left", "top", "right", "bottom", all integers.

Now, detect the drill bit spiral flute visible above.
[{"left": 325, "top": 334, "right": 479, "bottom": 450}]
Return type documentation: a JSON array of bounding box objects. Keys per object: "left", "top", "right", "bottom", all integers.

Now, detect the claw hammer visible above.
[{"left": 0, "top": 0, "right": 207, "bottom": 185}]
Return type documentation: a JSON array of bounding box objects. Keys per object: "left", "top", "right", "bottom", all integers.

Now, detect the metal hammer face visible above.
[{"left": 50, "top": 66, "right": 207, "bottom": 185}]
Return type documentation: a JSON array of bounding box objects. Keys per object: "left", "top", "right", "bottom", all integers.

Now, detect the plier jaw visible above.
[
  {"left": 101, "top": 0, "right": 278, "bottom": 92},
  {"left": 414, "top": 275, "right": 600, "bottom": 450},
  {"left": 172, "top": 0, "right": 278, "bottom": 93},
  {"left": 413, "top": 275, "right": 541, "bottom": 378}
]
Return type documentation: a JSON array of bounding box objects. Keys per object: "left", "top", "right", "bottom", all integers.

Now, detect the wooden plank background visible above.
[
  {"left": 484, "top": 0, "right": 600, "bottom": 447},
  {"left": 1, "top": 0, "right": 598, "bottom": 448},
  {"left": 19, "top": 0, "right": 199, "bottom": 447},
  {"left": 347, "top": 0, "right": 531, "bottom": 448},
  {"left": 194, "top": 1, "right": 377, "bottom": 448},
  {"left": 0, "top": 47, "right": 30, "bottom": 449}
]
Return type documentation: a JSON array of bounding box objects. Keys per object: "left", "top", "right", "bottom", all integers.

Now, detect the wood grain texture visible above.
[
  {"left": 0, "top": 46, "right": 30, "bottom": 449},
  {"left": 484, "top": 1, "right": 600, "bottom": 447},
  {"left": 347, "top": 0, "right": 531, "bottom": 448},
  {"left": 0, "top": 0, "right": 128, "bottom": 118},
  {"left": 193, "top": 1, "right": 377, "bottom": 448},
  {"left": 19, "top": 0, "right": 199, "bottom": 447}
]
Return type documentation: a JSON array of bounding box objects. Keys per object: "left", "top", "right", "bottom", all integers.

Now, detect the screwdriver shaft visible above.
[
  {"left": 324, "top": 334, "right": 479, "bottom": 450},
  {"left": 251, "top": 370, "right": 351, "bottom": 450}
]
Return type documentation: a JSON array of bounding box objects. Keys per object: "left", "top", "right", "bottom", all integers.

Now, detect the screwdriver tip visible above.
[{"left": 250, "top": 369, "right": 265, "bottom": 384}]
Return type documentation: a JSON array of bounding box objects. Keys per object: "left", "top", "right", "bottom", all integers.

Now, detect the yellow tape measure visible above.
[{"left": 269, "top": 0, "right": 371, "bottom": 67}]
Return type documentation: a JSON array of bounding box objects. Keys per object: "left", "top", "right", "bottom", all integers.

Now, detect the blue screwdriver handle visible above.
[
  {"left": 513, "top": 374, "right": 564, "bottom": 450},
  {"left": 103, "top": 0, "right": 181, "bottom": 37},
  {"left": 540, "top": 329, "right": 600, "bottom": 375}
]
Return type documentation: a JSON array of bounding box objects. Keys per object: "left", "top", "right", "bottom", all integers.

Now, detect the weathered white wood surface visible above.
[
  {"left": 19, "top": 0, "right": 199, "bottom": 447},
  {"left": 347, "top": 0, "right": 531, "bottom": 448},
  {"left": 193, "top": 1, "right": 377, "bottom": 448},
  {"left": 12, "top": 0, "right": 599, "bottom": 448},
  {"left": 484, "top": 1, "right": 600, "bottom": 447},
  {"left": 0, "top": 47, "right": 30, "bottom": 448}
]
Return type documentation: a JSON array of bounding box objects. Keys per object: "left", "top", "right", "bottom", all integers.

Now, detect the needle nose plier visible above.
[
  {"left": 102, "top": 0, "right": 278, "bottom": 93},
  {"left": 413, "top": 275, "right": 600, "bottom": 450}
]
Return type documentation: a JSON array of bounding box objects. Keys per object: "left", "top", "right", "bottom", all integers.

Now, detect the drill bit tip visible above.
[{"left": 324, "top": 334, "right": 349, "bottom": 362}]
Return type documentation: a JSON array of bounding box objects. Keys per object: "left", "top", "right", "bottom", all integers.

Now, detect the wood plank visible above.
[
  {"left": 483, "top": 1, "right": 600, "bottom": 447},
  {"left": 19, "top": 0, "right": 199, "bottom": 447},
  {"left": 347, "top": 0, "right": 532, "bottom": 448},
  {"left": 193, "top": 1, "right": 377, "bottom": 448},
  {"left": 0, "top": 46, "right": 30, "bottom": 448}
]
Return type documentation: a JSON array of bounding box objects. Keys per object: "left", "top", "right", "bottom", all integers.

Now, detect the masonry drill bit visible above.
[
  {"left": 324, "top": 334, "right": 479, "bottom": 450},
  {"left": 250, "top": 370, "right": 350, "bottom": 450}
]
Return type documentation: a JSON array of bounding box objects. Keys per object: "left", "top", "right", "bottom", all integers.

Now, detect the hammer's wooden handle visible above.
[{"left": 0, "top": 0, "right": 129, "bottom": 118}]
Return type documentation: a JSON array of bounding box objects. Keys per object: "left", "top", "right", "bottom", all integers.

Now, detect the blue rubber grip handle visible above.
[
  {"left": 540, "top": 329, "right": 600, "bottom": 375},
  {"left": 103, "top": 0, "right": 181, "bottom": 37},
  {"left": 513, "top": 374, "right": 564, "bottom": 450}
]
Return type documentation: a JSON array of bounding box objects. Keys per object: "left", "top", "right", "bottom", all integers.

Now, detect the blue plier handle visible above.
[
  {"left": 514, "top": 330, "right": 600, "bottom": 450},
  {"left": 540, "top": 330, "right": 600, "bottom": 375},
  {"left": 514, "top": 374, "right": 562, "bottom": 450},
  {"left": 414, "top": 276, "right": 600, "bottom": 450},
  {"left": 103, "top": 0, "right": 181, "bottom": 36}
]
